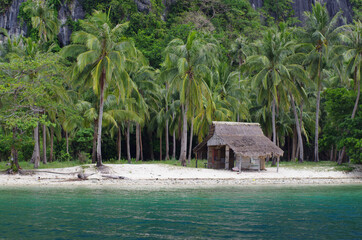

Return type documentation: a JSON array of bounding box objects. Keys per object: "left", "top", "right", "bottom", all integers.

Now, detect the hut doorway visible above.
[{"left": 208, "top": 145, "right": 235, "bottom": 170}]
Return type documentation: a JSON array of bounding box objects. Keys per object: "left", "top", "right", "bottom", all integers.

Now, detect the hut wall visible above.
[
  {"left": 241, "top": 157, "right": 251, "bottom": 169},
  {"left": 229, "top": 149, "right": 235, "bottom": 169},
  {"left": 207, "top": 146, "right": 226, "bottom": 169},
  {"left": 235, "top": 155, "right": 261, "bottom": 170},
  {"left": 235, "top": 154, "right": 242, "bottom": 170},
  {"left": 207, "top": 147, "right": 213, "bottom": 168}
]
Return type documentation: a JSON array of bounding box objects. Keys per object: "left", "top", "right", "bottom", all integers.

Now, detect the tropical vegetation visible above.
[{"left": 0, "top": 0, "right": 361, "bottom": 171}]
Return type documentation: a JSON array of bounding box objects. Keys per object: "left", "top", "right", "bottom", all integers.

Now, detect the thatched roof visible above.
[{"left": 193, "top": 121, "right": 283, "bottom": 158}]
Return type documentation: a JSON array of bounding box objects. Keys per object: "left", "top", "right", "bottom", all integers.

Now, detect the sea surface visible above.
[{"left": 0, "top": 185, "right": 361, "bottom": 239}]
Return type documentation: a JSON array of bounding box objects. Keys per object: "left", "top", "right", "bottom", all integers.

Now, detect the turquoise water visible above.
[{"left": 0, "top": 185, "right": 361, "bottom": 239}]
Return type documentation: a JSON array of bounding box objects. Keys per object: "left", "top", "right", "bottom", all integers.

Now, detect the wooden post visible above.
[
  {"left": 277, "top": 156, "right": 280, "bottom": 173},
  {"left": 225, "top": 145, "right": 229, "bottom": 170},
  {"left": 212, "top": 148, "right": 215, "bottom": 169}
]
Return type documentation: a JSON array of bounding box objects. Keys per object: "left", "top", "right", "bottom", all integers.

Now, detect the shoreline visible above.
[{"left": 1, "top": 163, "right": 362, "bottom": 189}]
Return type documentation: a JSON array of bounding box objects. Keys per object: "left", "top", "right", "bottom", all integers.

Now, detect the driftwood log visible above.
[
  {"left": 77, "top": 173, "right": 96, "bottom": 180},
  {"left": 101, "top": 175, "right": 126, "bottom": 179}
]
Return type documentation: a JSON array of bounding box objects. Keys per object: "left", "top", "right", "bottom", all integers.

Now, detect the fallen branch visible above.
[{"left": 101, "top": 175, "right": 126, "bottom": 179}]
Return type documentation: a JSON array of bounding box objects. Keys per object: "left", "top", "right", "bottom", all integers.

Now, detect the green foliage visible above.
[
  {"left": 1, "top": 1, "right": 361, "bottom": 167},
  {"left": 350, "top": 0, "right": 362, "bottom": 21},
  {"left": 19, "top": 0, "right": 39, "bottom": 41},
  {"left": 72, "top": 128, "right": 93, "bottom": 154},
  {"left": 57, "top": 150, "right": 72, "bottom": 162},
  {"left": 0, "top": 0, "right": 12, "bottom": 14},
  {"left": 320, "top": 88, "right": 362, "bottom": 163},
  {"left": 261, "top": 0, "right": 298, "bottom": 25}
]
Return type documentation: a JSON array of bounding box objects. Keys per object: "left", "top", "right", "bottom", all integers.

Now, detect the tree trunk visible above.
[
  {"left": 338, "top": 67, "right": 360, "bottom": 164},
  {"left": 117, "top": 127, "right": 121, "bottom": 161},
  {"left": 272, "top": 98, "right": 277, "bottom": 144},
  {"left": 140, "top": 127, "right": 144, "bottom": 161},
  {"left": 159, "top": 133, "right": 162, "bottom": 161},
  {"left": 11, "top": 127, "right": 20, "bottom": 170},
  {"left": 330, "top": 146, "right": 333, "bottom": 161},
  {"left": 314, "top": 83, "right": 321, "bottom": 162},
  {"left": 33, "top": 123, "right": 40, "bottom": 168},
  {"left": 188, "top": 118, "right": 194, "bottom": 164},
  {"left": 172, "top": 130, "right": 176, "bottom": 159},
  {"left": 165, "top": 101, "right": 170, "bottom": 160},
  {"left": 96, "top": 71, "right": 106, "bottom": 167},
  {"left": 50, "top": 126, "right": 54, "bottom": 162},
  {"left": 92, "top": 119, "right": 98, "bottom": 163},
  {"left": 271, "top": 99, "right": 277, "bottom": 166},
  {"left": 179, "top": 104, "right": 188, "bottom": 166},
  {"left": 292, "top": 127, "right": 297, "bottom": 161},
  {"left": 148, "top": 130, "right": 154, "bottom": 160},
  {"left": 127, "top": 121, "right": 131, "bottom": 163},
  {"left": 66, "top": 131, "right": 69, "bottom": 155},
  {"left": 287, "top": 136, "right": 291, "bottom": 161},
  {"left": 42, "top": 123, "right": 47, "bottom": 164},
  {"left": 290, "top": 92, "right": 304, "bottom": 162},
  {"left": 351, "top": 66, "right": 360, "bottom": 119},
  {"left": 136, "top": 123, "right": 140, "bottom": 161}
]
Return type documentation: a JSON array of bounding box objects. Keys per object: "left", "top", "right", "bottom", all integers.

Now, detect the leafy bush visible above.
[{"left": 57, "top": 150, "right": 71, "bottom": 162}]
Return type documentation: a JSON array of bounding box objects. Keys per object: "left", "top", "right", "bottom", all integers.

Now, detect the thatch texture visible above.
[{"left": 194, "top": 121, "right": 283, "bottom": 158}]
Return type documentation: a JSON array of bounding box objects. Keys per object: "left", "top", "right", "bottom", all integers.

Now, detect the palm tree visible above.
[
  {"left": 62, "top": 11, "right": 133, "bottom": 167},
  {"left": 247, "top": 23, "right": 294, "bottom": 147},
  {"left": 23, "top": 0, "right": 60, "bottom": 44},
  {"left": 163, "top": 31, "right": 219, "bottom": 166},
  {"left": 335, "top": 20, "right": 361, "bottom": 163},
  {"left": 303, "top": 2, "right": 342, "bottom": 162}
]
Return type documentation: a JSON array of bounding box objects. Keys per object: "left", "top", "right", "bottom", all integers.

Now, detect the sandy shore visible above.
[{"left": 1, "top": 164, "right": 362, "bottom": 188}]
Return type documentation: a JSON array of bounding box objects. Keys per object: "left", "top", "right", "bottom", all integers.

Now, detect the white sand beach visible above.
[{"left": 1, "top": 164, "right": 362, "bottom": 188}]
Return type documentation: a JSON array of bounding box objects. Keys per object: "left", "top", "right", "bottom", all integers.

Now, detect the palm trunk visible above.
[
  {"left": 50, "top": 126, "right": 54, "bottom": 162},
  {"left": 117, "top": 127, "right": 121, "bottom": 161},
  {"left": 290, "top": 92, "right": 304, "bottom": 162},
  {"left": 172, "top": 130, "right": 176, "bottom": 159},
  {"left": 172, "top": 110, "right": 176, "bottom": 159},
  {"left": 66, "top": 131, "right": 69, "bottom": 155},
  {"left": 42, "top": 123, "right": 47, "bottom": 164},
  {"left": 314, "top": 83, "right": 321, "bottom": 162},
  {"left": 179, "top": 104, "right": 188, "bottom": 166},
  {"left": 351, "top": 66, "right": 360, "bottom": 119},
  {"left": 33, "top": 123, "right": 40, "bottom": 168},
  {"left": 92, "top": 119, "right": 98, "bottom": 163},
  {"left": 338, "top": 66, "right": 360, "bottom": 164},
  {"left": 140, "top": 127, "right": 144, "bottom": 161},
  {"left": 272, "top": 98, "right": 277, "bottom": 144},
  {"left": 292, "top": 127, "right": 297, "bottom": 161},
  {"left": 271, "top": 99, "right": 277, "bottom": 166},
  {"left": 96, "top": 72, "right": 105, "bottom": 167},
  {"left": 188, "top": 118, "right": 194, "bottom": 164},
  {"left": 165, "top": 119, "right": 169, "bottom": 160},
  {"left": 165, "top": 91, "right": 170, "bottom": 160},
  {"left": 127, "top": 122, "right": 131, "bottom": 163},
  {"left": 136, "top": 123, "right": 140, "bottom": 161},
  {"left": 330, "top": 146, "right": 334, "bottom": 161},
  {"left": 159, "top": 133, "right": 162, "bottom": 161},
  {"left": 148, "top": 130, "right": 154, "bottom": 160}
]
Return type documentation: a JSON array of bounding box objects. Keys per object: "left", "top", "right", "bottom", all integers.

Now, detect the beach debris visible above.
[
  {"left": 101, "top": 175, "right": 126, "bottom": 179},
  {"left": 77, "top": 172, "right": 96, "bottom": 180}
]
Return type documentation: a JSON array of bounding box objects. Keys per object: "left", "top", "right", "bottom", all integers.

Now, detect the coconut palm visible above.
[
  {"left": 334, "top": 20, "right": 361, "bottom": 163},
  {"left": 247, "top": 23, "right": 294, "bottom": 146},
  {"left": 23, "top": 0, "right": 60, "bottom": 44},
  {"left": 163, "top": 31, "right": 219, "bottom": 166},
  {"left": 62, "top": 11, "right": 134, "bottom": 167},
  {"left": 303, "top": 2, "right": 342, "bottom": 161}
]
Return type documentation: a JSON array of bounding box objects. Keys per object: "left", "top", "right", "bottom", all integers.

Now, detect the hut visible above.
[{"left": 193, "top": 121, "right": 283, "bottom": 171}]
